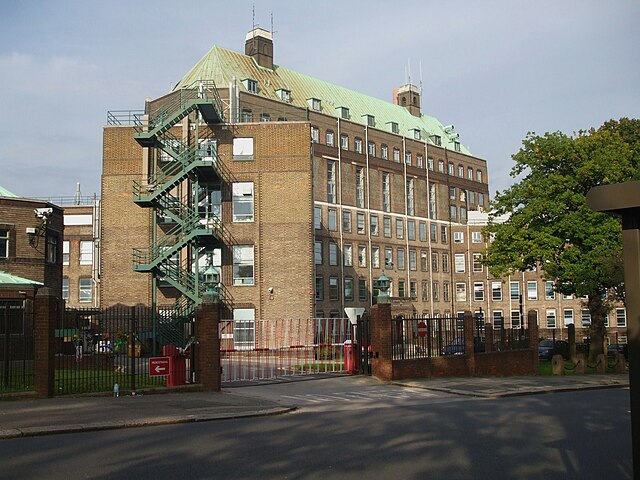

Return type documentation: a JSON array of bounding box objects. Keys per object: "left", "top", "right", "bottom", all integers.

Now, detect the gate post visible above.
[
  {"left": 196, "top": 292, "right": 221, "bottom": 391},
  {"left": 528, "top": 310, "right": 540, "bottom": 372},
  {"left": 370, "top": 302, "right": 392, "bottom": 381},
  {"left": 34, "top": 287, "right": 58, "bottom": 398},
  {"left": 463, "top": 311, "right": 476, "bottom": 376}
]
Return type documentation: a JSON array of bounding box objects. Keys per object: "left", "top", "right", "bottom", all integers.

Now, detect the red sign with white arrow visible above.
[
  {"left": 149, "top": 357, "right": 170, "bottom": 376},
  {"left": 417, "top": 321, "right": 428, "bottom": 337}
]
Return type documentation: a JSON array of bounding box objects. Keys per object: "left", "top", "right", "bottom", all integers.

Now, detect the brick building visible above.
[
  {"left": 100, "top": 28, "right": 627, "bottom": 348},
  {"left": 0, "top": 186, "right": 63, "bottom": 301}
]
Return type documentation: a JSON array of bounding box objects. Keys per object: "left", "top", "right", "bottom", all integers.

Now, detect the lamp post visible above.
[
  {"left": 374, "top": 273, "right": 391, "bottom": 304},
  {"left": 203, "top": 265, "right": 220, "bottom": 300}
]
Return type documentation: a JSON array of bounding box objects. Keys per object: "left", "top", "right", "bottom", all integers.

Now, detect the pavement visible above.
[{"left": 0, "top": 373, "right": 630, "bottom": 440}]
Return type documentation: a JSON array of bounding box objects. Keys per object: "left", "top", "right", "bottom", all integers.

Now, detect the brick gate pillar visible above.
[
  {"left": 34, "top": 288, "right": 58, "bottom": 398},
  {"left": 196, "top": 293, "right": 221, "bottom": 392},
  {"left": 370, "top": 302, "right": 392, "bottom": 381}
]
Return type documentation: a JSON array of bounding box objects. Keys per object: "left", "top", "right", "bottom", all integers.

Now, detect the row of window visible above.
[
  {"left": 543, "top": 308, "right": 627, "bottom": 328},
  {"left": 315, "top": 276, "right": 368, "bottom": 302},
  {"left": 0, "top": 228, "right": 59, "bottom": 264},
  {"left": 62, "top": 240, "right": 93, "bottom": 266},
  {"left": 313, "top": 127, "right": 482, "bottom": 180},
  {"left": 62, "top": 277, "right": 93, "bottom": 303}
]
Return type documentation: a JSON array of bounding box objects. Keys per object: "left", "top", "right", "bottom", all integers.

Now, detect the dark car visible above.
[
  {"left": 538, "top": 339, "right": 569, "bottom": 360},
  {"left": 442, "top": 338, "right": 465, "bottom": 355}
]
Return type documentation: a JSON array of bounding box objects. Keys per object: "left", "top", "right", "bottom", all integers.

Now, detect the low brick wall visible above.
[
  {"left": 392, "top": 355, "right": 469, "bottom": 380},
  {"left": 474, "top": 349, "right": 537, "bottom": 376}
]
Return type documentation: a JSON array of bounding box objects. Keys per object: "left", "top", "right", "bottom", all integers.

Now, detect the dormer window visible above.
[
  {"left": 388, "top": 122, "right": 399, "bottom": 134},
  {"left": 308, "top": 98, "right": 322, "bottom": 111},
  {"left": 363, "top": 114, "right": 375, "bottom": 128},
  {"left": 454, "top": 141, "right": 461, "bottom": 152},
  {"left": 413, "top": 129, "right": 421, "bottom": 140},
  {"left": 277, "top": 89, "right": 291, "bottom": 103},
  {"left": 337, "top": 106, "right": 350, "bottom": 119},
  {"left": 243, "top": 78, "right": 258, "bottom": 94},
  {"left": 430, "top": 135, "right": 442, "bottom": 146}
]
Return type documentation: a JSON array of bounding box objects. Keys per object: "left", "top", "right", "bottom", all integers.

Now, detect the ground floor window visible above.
[{"left": 233, "top": 308, "right": 255, "bottom": 350}]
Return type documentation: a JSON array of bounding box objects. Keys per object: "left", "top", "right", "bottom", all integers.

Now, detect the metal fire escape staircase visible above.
[{"left": 131, "top": 82, "right": 226, "bottom": 346}]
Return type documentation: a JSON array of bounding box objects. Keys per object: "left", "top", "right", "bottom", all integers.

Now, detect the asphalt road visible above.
[{"left": 0, "top": 378, "right": 632, "bottom": 480}]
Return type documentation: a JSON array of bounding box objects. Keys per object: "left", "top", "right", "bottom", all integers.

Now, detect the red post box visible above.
[{"left": 343, "top": 340, "right": 357, "bottom": 374}]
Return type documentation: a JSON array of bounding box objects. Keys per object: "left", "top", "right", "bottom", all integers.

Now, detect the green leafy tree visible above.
[{"left": 484, "top": 119, "right": 639, "bottom": 359}]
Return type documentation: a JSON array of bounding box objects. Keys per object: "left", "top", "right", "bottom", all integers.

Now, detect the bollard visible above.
[
  {"left": 615, "top": 353, "right": 627, "bottom": 373},
  {"left": 596, "top": 354, "right": 606, "bottom": 374},
  {"left": 552, "top": 354, "right": 564, "bottom": 375},
  {"left": 113, "top": 383, "right": 120, "bottom": 397},
  {"left": 575, "top": 353, "right": 585, "bottom": 374}
]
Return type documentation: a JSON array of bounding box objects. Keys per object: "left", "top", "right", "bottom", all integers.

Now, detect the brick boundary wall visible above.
[{"left": 34, "top": 288, "right": 58, "bottom": 398}]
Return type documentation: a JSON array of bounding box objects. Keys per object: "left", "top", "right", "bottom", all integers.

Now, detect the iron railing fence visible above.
[
  {"left": 56, "top": 306, "right": 194, "bottom": 395},
  {"left": 490, "top": 326, "right": 530, "bottom": 352},
  {"left": 220, "top": 318, "right": 351, "bottom": 383},
  {"left": 0, "top": 300, "right": 34, "bottom": 394},
  {"left": 392, "top": 316, "right": 464, "bottom": 360}
]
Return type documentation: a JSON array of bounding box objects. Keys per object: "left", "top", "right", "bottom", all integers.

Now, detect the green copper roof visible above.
[
  {"left": 174, "top": 45, "right": 470, "bottom": 154},
  {"left": 0, "top": 271, "right": 43, "bottom": 286},
  {"left": 0, "top": 185, "right": 17, "bottom": 197}
]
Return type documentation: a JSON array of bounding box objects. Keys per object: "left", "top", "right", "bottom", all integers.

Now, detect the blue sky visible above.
[{"left": 1, "top": 0, "right": 638, "bottom": 200}]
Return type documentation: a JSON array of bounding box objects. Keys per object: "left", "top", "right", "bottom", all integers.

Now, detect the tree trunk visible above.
[{"left": 587, "top": 294, "right": 607, "bottom": 363}]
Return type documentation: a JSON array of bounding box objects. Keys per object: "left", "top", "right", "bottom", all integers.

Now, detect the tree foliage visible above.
[{"left": 484, "top": 118, "right": 640, "bottom": 357}]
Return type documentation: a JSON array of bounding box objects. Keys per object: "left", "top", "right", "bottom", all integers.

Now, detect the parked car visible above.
[
  {"left": 538, "top": 339, "right": 569, "bottom": 360},
  {"left": 608, "top": 343, "right": 628, "bottom": 359},
  {"left": 442, "top": 338, "right": 465, "bottom": 355}
]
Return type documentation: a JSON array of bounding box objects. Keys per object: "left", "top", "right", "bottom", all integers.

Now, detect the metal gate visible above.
[
  {"left": 220, "top": 318, "right": 351, "bottom": 383},
  {"left": 0, "top": 300, "right": 34, "bottom": 394},
  {"left": 356, "top": 314, "right": 371, "bottom": 375}
]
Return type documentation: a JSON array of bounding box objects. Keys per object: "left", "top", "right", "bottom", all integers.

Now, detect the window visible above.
[
  {"left": 365, "top": 115, "right": 376, "bottom": 127},
  {"left": 474, "top": 282, "right": 485, "bottom": 301},
  {"left": 382, "top": 173, "right": 390, "bottom": 212},
  {"left": 260, "top": 113, "right": 270, "bottom": 122},
  {"left": 79, "top": 277, "right": 92, "bottom": 303},
  {"left": 476, "top": 170, "right": 483, "bottom": 182},
  {"left": 441, "top": 225, "right": 448, "bottom": 243},
  {"left": 396, "top": 219, "right": 404, "bottom": 239},
  {"left": 478, "top": 193, "right": 485, "bottom": 207},
  {"left": 510, "top": 282, "right": 520, "bottom": 300},
  {"left": 383, "top": 216, "right": 391, "bottom": 237},
  {"left": 455, "top": 282, "right": 466, "bottom": 302},
  {"left": 384, "top": 248, "right": 393, "bottom": 269},
  {"left": 454, "top": 253, "right": 465, "bottom": 273},
  {"left": 420, "top": 222, "right": 427, "bottom": 242},
  {"left": 389, "top": 122, "right": 399, "bottom": 134},
  {"left": 339, "top": 107, "right": 350, "bottom": 119},
  {"left": 311, "top": 127, "right": 319, "bottom": 143},
  {"left": 342, "top": 210, "right": 352, "bottom": 233},
  {"left": 438, "top": 160, "right": 444, "bottom": 173},
  {"left": 327, "top": 161, "right": 336, "bottom": 203},
  {"left": 449, "top": 205, "right": 457, "bottom": 221},
  {"left": 370, "top": 214, "right": 379, "bottom": 236},
  {"left": 232, "top": 182, "right": 254, "bottom": 222},
  {"left": 326, "top": 130, "right": 334, "bottom": 146},
  {"left": 314, "top": 242, "right": 323, "bottom": 265},
  {"left": 454, "top": 231, "right": 464, "bottom": 243},
  {"left": 354, "top": 138, "right": 363, "bottom": 153},
  {"left": 356, "top": 168, "right": 365, "bottom": 208},
  {"left": 449, "top": 186, "right": 456, "bottom": 200},
  {"left": 344, "top": 244, "right": 353, "bottom": 267},
  {"left": 417, "top": 154, "right": 423, "bottom": 168},
  {"left": 357, "top": 213, "right": 366, "bottom": 234},
  {"left": 472, "top": 253, "right": 483, "bottom": 272},
  {"left": 62, "top": 277, "right": 69, "bottom": 301},
  {"left": 329, "top": 242, "right": 339, "bottom": 266},
  {"left": 422, "top": 281, "right": 429, "bottom": 301},
  {"left": 427, "top": 157, "right": 434, "bottom": 170},
  {"left": 393, "top": 148, "right": 400, "bottom": 163},
  {"left": 410, "top": 281, "right": 418, "bottom": 300},
  {"left": 460, "top": 207, "right": 467, "bottom": 221},
  {"left": 581, "top": 309, "right": 591, "bottom": 327},
  {"left": 511, "top": 311, "right": 521, "bottom": 329},
  {"left": 233, "top": 246, "right": 254, "bottom": 285},
  {"left": 359, "top": 278, "right": 367, "bottom": 301},
  {"left": 381, "top": 145, "right": 388, "bottom": 160},
  {"left": 310, "top": 98, "right": 322, "bottom": 111},
  {"left": 469, "top": 191, "right": 476, "bottom": 205},
  {"left": 448, "top": 162, "right": 454, "bottom": 176},
  {"left": 407, "top": 220, "right": 415, "bottom": 241},
  {"left": 442, "top": 253, "right": 449, "bottom": 273},
  {"left": 329, "top": 277, "right": 339, "bottom": 300},
  {"left": 340, "top": 134, "right": 349, "bottom": 150},
  {"left": 545, "top": 281, "right": 555, "bottom": 300},
  {"left": 241, "top": 109, "right": 253, "bottom": 122},
  {"left": 420, "top": 251, "right": 428, "bottom": 271},
  {"left": 429, "top": 184, "right": 437, "bottom": 220},
  {"left": 245, "top": 79, "right": 258, "bottom": 93},
  {"left": 79, "top": 240, "right": 92, "bottom": 265},
  {"left": 232, "top": 138, "right": 254, "bottom": 160},
  {"left": 314, "top": 206, "right": 322, "bottom": 229},
  {"left": 398, "top": 280, "right": 406, "bottom": 298},
  {"left": 467, "top": 167, "right": 474, "bottom": 181},
  {"left": 63, "top": 241, "right": 70, "bottom": 265},
  {"left": 328, "top": 209, "right": 337, "bottom": 231},
  {"left": 358, "top": 245, "right": 367, "bottom": 267},
  {"left": 564, "top": 309, "right": 574, "bottom": 325},
  {"left": 409, "top": 249, "right": 417, "bottom": 271},
  {"left": 492, "top": 281, "right": 502, "bottom": 301},
  {"left": 0, "top": 228, "right": 9, "bottom": 258},
  {"left": 372, "top": 246, "right": 380, "bottom": 268},
  {"left": 279, "top": 89, "right": 291, "bottom": 103},
  {"left": 46, "top": 234, "right": 58, "bottom": 264},
  {"left": 430, "top": 223, "right": 437, "bottom": 242},
  {"left": 405, "top": 151, "right": 412, "bottom": 165},
  {"left": 367, "top": 141, "right": 376, "bottom": 157},
  {"left": 315, "top": 276, "right": 324, "bottom": 300},
  {"left": 431, "top": 252, "right": 439, "bottom": 272},
  {"left": 432, "top": 282, "right": 440, "bottom": 302},
  {"left": 616, "top": 308, "right": 627, "bottom": 327},
  {"left": 454, "top": 142, "right": 461, "bottom": 152},
  {"left": 407, "top": 179, "right": 415, "bottom": 215},
  {"left": 432, "top": 135, "right": 442, "bottom": 146},
  {"left": 527, "top": 281, "right": 538, "bottom": 300},
  {"left": 443, "top": 282, "right": 450, "bottom": 302},
  {"left": 344, "top": 277, "right": 354, "bottom": 300},
  {"left": 493, "top": 311, "right": 504, "bottom": 329},
  {"left": 458, "top": 165, "right": 464, "bottom": 177},
  {"left": 546, "top": 309, "right": 556, "bottom": 329},
  {"left": 472, "top": 231, "right": 482, "bottom": 244},
  {"left": 397, "top": 248, "right": 405, "bottom": 270},
  {"left": 234, "top": 308, "right": 256, "bottom": 350}
]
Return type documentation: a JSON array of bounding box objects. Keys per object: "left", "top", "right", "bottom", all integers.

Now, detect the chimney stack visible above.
[
  {"left": 245, "top": 28, "right": 274, "bottom": 69},
  {"left": 396, "top": 84, "right": 421, "bottom": 117}
]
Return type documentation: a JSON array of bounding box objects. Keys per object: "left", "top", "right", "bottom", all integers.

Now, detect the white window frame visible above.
[
  {"left": 233, "top": 245, "right": 255, "bottom": 285},
  {"left": 232, "top": 182, "right": 254, "bottom": 222},
  {"left": 79, "top": 240, "right": 93, "bottom": 265},
  {"left": 63, "top": 240, "right": 70, "bottom": 265},
  {"left": 232, "top": 138, "right": 254, "bottom": 160},
  {"left": 79, "top": 277, "right": 92, "bottom": 303}
]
